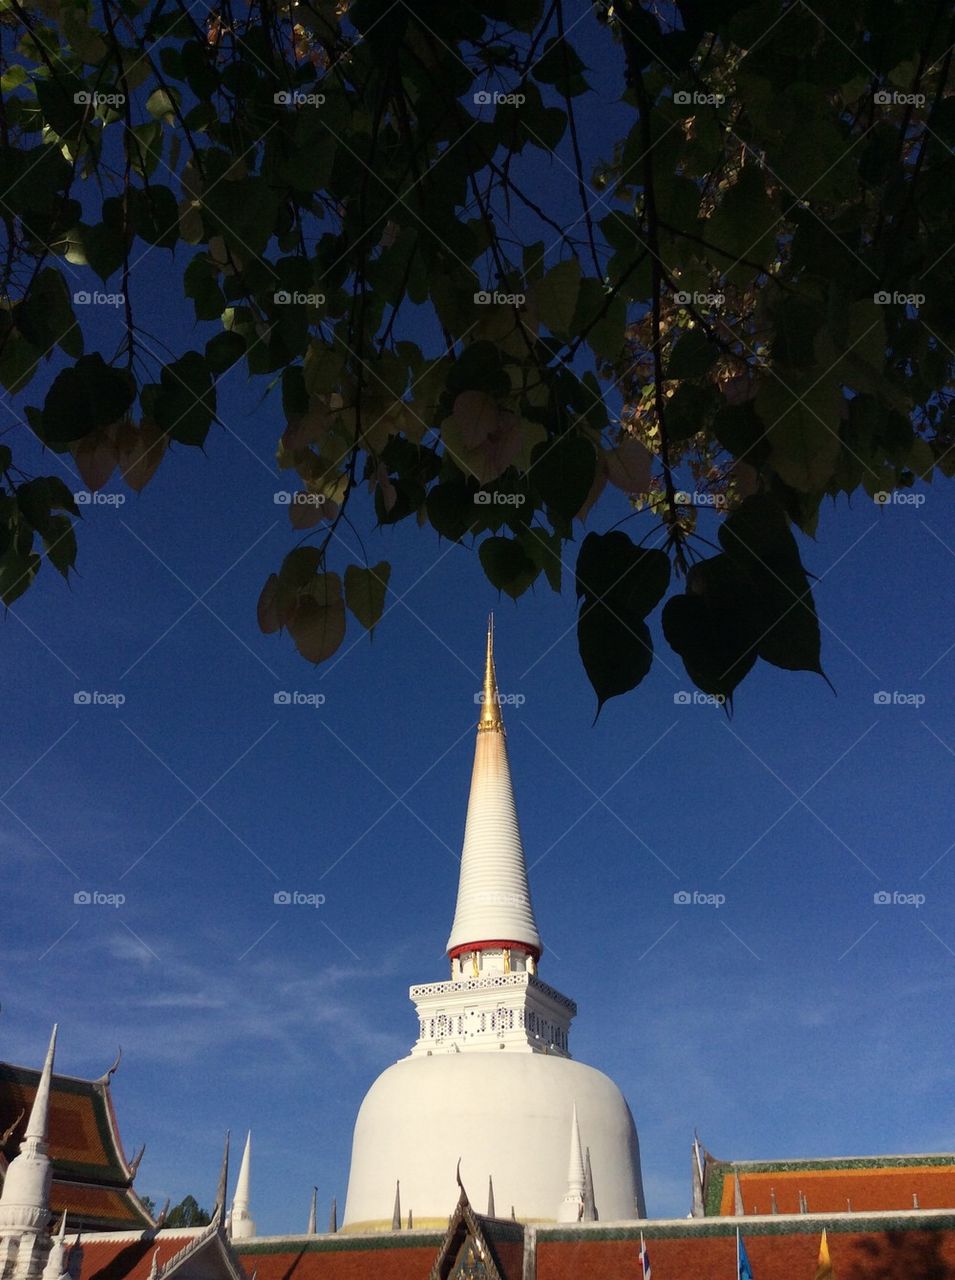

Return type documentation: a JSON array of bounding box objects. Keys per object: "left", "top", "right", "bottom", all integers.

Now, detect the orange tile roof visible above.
[
  {"left": 708, "top": 1160, "right": 955, "bottom": 1216},
  {"left": 0, "top": 1069, "right": 120, "bottom": 1176},
  {"left": 536, "top": 1224, "right": 955, "bottom": 1280},
  {"left": 236, "top": 1243, "right": 442, "bottom": 1280},
  {"left": 723, "top": 1166, "right": 955, "bottom": 1215},
  {"left": 50, "top": 1185, "right": 146, "bottom": 1227},
  {"left": 0, "top": 1063, "right": 152, "bottom": 1231},
  {"left": 79, "top": 1235, "right": 196, "bottom": 1280}
]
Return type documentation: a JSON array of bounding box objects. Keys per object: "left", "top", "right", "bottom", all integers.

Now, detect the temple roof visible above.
[
  {"left": 0, "top": 1060, "right": 153, "bottom": 1231},
  {"left": 237, "top": 1211, "right": 955, "bottom": 1280},
  {"left": 235, "top": 1234, "right": 446, "bottom": 1280},
  {"left": 703, "top": 1153, "right": 955, "bottom": 1216},
  {"left": 75, "top": 1225, "right": 246, "bottom": 1280},
  {"left": 534, "top": 1216, "right": 955, "bottom": 1280},
  {"left": 446, "top": 618, "right": 541, "bottom": 959}
]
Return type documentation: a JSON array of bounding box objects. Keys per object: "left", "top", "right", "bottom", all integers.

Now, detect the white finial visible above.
[
  {"left": 306, "top": 1187, "right": 317, "bottom": 1235},
  {"left": 41, "top": 1213, "right": 70, "bottom": 1280},
  {"left": 229, "top": 1132, "right": 255, "bottom": 1239},
  {"left": 0, "top": 1026, "right": 58, "bottom": 1232},
  {"left": 26, "top": 1026, "right": 58, "bottom": 1145},
  {"left": 557, "top": 1104, "right": 586, "bottom": 1222}
]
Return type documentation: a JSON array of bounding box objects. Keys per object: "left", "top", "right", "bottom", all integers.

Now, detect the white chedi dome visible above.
[{"left": 342, "top": 1052, "right": 646, "bottom": 1230}]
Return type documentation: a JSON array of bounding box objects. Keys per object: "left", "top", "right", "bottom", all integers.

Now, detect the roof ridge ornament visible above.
[{"left": 97, "top": 1048, "right": 122, "bottom": 1086}]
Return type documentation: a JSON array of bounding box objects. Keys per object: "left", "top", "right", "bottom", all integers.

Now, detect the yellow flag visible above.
[{"left": 815, "top": 1228, "right": 834, "bottom": 1280}]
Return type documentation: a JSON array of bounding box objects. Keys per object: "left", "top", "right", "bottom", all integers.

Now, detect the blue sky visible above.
[{"left": 1, "top": 5, "right": 954, "bottom": 1234}]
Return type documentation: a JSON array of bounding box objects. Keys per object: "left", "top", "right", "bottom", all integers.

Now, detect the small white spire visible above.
[
  {"left": 306, "top": 1187, "right": 317, "bottom": 1235},
  {"left": 25, "top": 1027, "right": 58, "bottom": 1145},
  {"left": 41, "top": 1212, "right": 69, "bottom": 1280},
  {"left": 229, "top": 1131, "right": 256, "bottom": 1239},
  {"left": 557, "top": 1104, "right": 586, "bottom": 1223},
  {"left": 0, "top": 1025, "right": 58, "bottom": 1233},
  {"left": 391, "top": 1181, "right": 401, "bottom": 1231},
  {"left": 691, "top": 1134, "right": 705, "bottom": 1217}
]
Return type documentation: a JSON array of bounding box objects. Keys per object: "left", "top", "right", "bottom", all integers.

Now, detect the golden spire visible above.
[{"left": 478, "top": 613, "right": 504, "bottom": 732}]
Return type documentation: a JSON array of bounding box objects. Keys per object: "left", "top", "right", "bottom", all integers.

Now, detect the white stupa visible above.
[{"left": 342, "top": 620, "right": 646, "bottom": 1230}]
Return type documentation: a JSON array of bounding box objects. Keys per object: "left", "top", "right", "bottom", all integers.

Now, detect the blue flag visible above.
[
  {"left": 738, "top": 1230, "right": 754, "bottom": 1280},
  {"left": 639, "top": 1232, "right": 652, "bottom": 1280}
]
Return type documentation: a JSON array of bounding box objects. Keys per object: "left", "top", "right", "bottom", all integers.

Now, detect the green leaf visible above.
[
  {"left": 667, "top": 327, "right": 719, "bottom": 380},
  {"left": 35, "top": 74, "right": 88, "bottom": 138},
  {"left": 575, "top": 532, "right": 670, "bottom": 619},
  {"left": 534, "top": 259, "right": 581, "bottom": 337},
  {"left": 129, "top": 185, "right": 179, "bottom": 249},
  {"left": 344, "top": 561, "right": 390, "bottom": 632},
  {"left": 427, "top": 481, "right": 475, "bottom": 541},
  {"left": 81, "top": 222, "right": 127, "bottom": 283},
  {"left": 40, "top": 354, "right": 135, "bottom": 445},
  {"left": 154, "top": 352, "right": 216, "bottom": 446},
  {"left": 19, "top": 268, "right": 82, "bottom": 359},
  {"left": 279, "top": 546, "right": 323, "bottom": 591},
  {"left": 519, "top": 524, "right": 562, "bottom": 594},
  {"left": 578, "top": 600, "right": 652, "bottom": 718},
  {"left": 41, "top": 513, "right": 76, "bottom": 579},
  {"left": 666, "top": 383, "right": 714, "bottom": 443},
  {"left": 530, "top": 434, "right": 595, "bottom": 519},
  {"left": 0, "top": 546, "right": 41, "bottom": 607},
  {"left": 662, "top": 556, "right": 764, "bottom": 707},
  {"left": 145, "top": 87, "right": 179, "bottom": 122},
  {"left": 756, "top": 371, "right": 842, "bottom": 492},
  {"left": 0, "top": 331, "right": 43, "bottom": 395},
  {"left": 479, "top": 536, "right": 540, "bottom": 599},
  {"left": 705, "top": 166, "right": 778, "bottom": 280},
  {"left": 532, "top": 36, "right": 590, "bottom": 96},
  {"left": 288, "top": 572, "right": 346, "bottom": 664},
  {"left": 204, "top": 330, "right": 246, "bottom": 375},
  {"left": 719, "top": 496, "right": 827, "bottom": 679}
]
